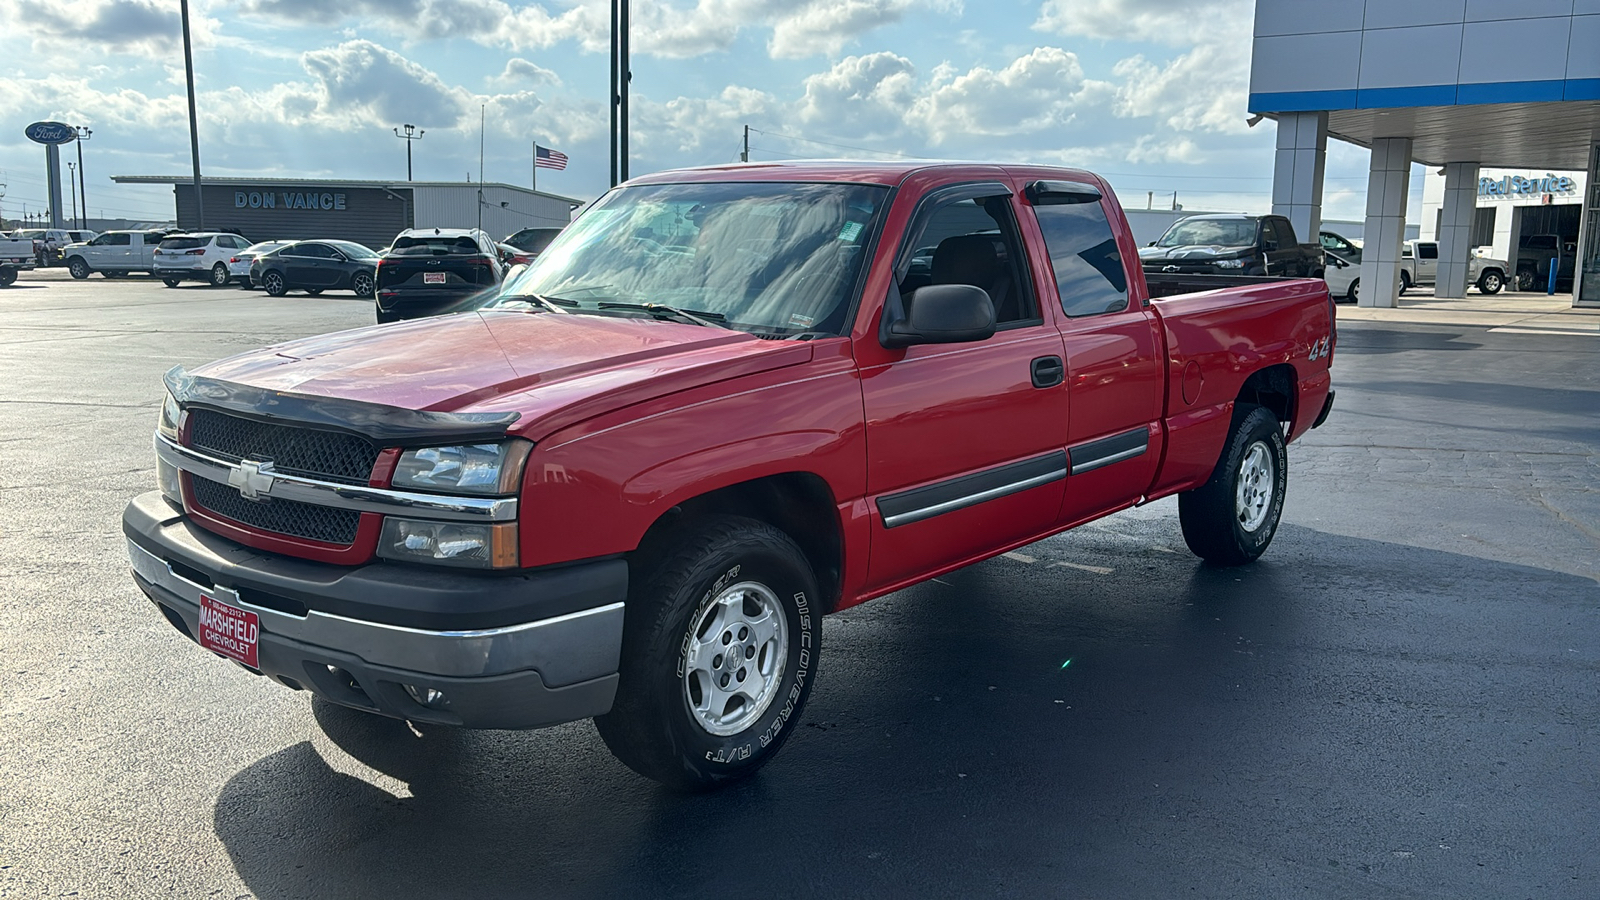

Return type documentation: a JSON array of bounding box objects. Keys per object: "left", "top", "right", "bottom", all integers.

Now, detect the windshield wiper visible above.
[
  {"left": 597, "top": 302, "right": 730, "bottom": 329},
  {"left": 502, "top": 293, "right": 576, "bottom": 314}
]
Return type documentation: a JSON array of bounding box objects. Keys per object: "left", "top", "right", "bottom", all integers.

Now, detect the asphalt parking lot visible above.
[{"left": 1, "top": 268, "right": 1596, "bottom": 899}]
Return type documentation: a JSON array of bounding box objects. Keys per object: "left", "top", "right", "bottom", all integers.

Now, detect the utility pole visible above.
[
  {"left": 74, "top": 127, "right": 91, "bottom": 228},
  {"left": 67, "top": 161, "right": 78, "bottom": 229},
  {"left": 394, "top": 124, "right": 424, "bottom": 181},
  {"left": 180, "top": 0, "right": 205, "bottom": 230},
  {"left": 610, "top": 0, "right": 630, "bottom": 186},
  {"left": 741, "top": 125, "right": 749, "bottom": 163}
]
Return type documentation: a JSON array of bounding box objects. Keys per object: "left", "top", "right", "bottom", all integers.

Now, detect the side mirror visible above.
[
  {"left": 1262, "top": 240, "right": 1278, "bottom": 252},
  {"left": 331, "top": 252, "right": 345, "bottom": 262},
  {"left": 1147, "top": 241, "right": 1157, "bottom": 247},
  {"left": 880, "top": 284, "right": 996, "bottom": 349}
]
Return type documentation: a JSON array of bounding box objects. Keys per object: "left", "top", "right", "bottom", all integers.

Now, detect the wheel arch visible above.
[
  {"left": 1237, "top": 363, "right": 1297, "bottom": 426},
  {"left": 632, "top": 472, "right": 845, "bottom": 614}
]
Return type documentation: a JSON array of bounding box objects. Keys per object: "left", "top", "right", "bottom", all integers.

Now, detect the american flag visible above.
[{"left": 535, "top": 146, "right": 569, "bottom": 170}]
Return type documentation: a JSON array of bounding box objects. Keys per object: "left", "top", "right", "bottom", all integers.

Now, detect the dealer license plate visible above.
[
  {"left": 198, "top": 593, "right": 259, "bottom": 669},
  {"left": 423, "top": 272, "right": 447, "bottom": 284}
]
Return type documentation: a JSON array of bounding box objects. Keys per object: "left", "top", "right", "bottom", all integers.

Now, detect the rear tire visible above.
[
  {"left": 1477, "top": 270, "right": 1503, "bottom": 294},
  {"left": 1178, "top": 404, "right": 1288, "bottom": 566},
  {"left": 352, "top": 272, "right": 375, "bottom": 298},
  {"left": 262, "top": 272, "right": 288, "bottom": 297},
  {"left": 306, "top": 288, "right": 324, "bottom": 296},
  {"left": 0, "top": 267, "right": 16, "bottom": 287},
  {"left": 162, "top": 277, "right": 181, "bottom": 288},
  {"left": 209, "top": 263, "right": 230, "bottom": 287},
  {"left": 595, "top": 516, "right": 820, "bottom": 791},
  {"left": 238, "top": 277, "right": 253, "bottom": 290},
  {"left": 68, "top": 257, "right": 91, "bottom": 279}
]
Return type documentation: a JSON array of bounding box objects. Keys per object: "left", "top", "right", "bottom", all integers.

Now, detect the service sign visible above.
[{"left": 24, "top": 121, "right": 77, "bottom": 145}]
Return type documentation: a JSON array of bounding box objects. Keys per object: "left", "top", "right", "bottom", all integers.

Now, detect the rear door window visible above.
[
  {"left": 392, "top": 235, "right": 482, "bottom": 255},
  {"left": 1418, "top": 243, "right": 1439, "bottom": 260},
  {"left": 1032, "top": 196, "right": 1129, "bottom": 318}
]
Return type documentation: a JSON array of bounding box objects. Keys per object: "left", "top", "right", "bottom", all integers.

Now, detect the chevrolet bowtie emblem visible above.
[{"left": 229, "top": 459, "right": 277, "bottom": 502}]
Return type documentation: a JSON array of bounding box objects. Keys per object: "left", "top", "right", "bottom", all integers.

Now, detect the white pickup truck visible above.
[
  {"left": 63, "top": 230, "right": 172, "bottom": 279},
  {"left": 1399, "top": 239, "right": 1508, "bottom": 294},
  {"left": 0, "top": 234, "right": 38, "bottom": 286}
]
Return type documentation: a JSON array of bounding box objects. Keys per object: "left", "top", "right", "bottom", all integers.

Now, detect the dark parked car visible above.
[
  {"left": 497, "top": 242, "right": 536, "bottom": 266},
  {"left": 374, "top": 228, "right": 504, "bottom": 322},
  {"left": 502, "top": 226, "right": 564, "bottom": 258},
  {"left": 1139, "top": 214, "right": 1323, "bottom": 278},
  {"left": 251, "top": 240, "right": 379, "bottom": 297}
]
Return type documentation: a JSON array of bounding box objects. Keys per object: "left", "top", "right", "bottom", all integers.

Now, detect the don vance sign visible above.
[{"left": 234, "top": 190, "right": 349, "bottom": 211}]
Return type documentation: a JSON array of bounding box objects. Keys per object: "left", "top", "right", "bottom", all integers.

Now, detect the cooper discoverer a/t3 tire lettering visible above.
[
  {"left": 595, "top": 515, "right": 819, "bottom": 791},
  {"left": 1178, "top": 404, "right": 1288, "bottom": 566}
]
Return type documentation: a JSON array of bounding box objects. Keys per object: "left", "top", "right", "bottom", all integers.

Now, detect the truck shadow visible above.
[{"left": 212, "top": 523, "right": 1600, "bottom": 899}]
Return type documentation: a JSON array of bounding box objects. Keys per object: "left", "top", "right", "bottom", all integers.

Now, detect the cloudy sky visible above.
[{"left": 0, "top": 0, "right": 1417, "bottom": 226}]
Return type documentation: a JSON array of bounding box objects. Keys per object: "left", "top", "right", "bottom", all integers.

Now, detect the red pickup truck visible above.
[{"left": 124, "top": 161, "right": 1334, "bottom": 790}]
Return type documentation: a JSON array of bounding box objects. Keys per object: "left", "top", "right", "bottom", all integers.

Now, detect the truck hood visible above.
[
  {"left": 194, "top": 310, "right": 814, "bottom": 442},
  {"left": 1139, "top": 245, "right": 1250, "bottom": 262}
]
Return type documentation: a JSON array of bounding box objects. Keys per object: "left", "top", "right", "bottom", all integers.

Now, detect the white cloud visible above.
[
  {"left": 0, "top": 0, "right": 219, "bottom": 58},
  {"left": 1033, "top": 0, "right": 1251, "bottom": 46},
  {"left": 302, "top": 39, "right": 465, "bottom": 127},
  {"left": 1111, "top": 42, "right": 1251, "bottom": 134},
  {"left": 494, "top": 58, "right": 562, "bottom": 87},
  {"left": 233, "top": 0, "right": 957, "bottom": 60}
]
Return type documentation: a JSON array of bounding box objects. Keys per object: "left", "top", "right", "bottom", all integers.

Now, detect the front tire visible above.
[
  {"left": 1178, "top": 404, "right": 1288, "bottom": 566},
  {"left": 1398, "top": 271, "right": 1412, "bottom": 294},
  {"left": 0, "top": 267, "right": 16, "bottom": 287},
  {"left": 68, "top": 257, "right": 91, "bottom": 279},
  {"left": 162, "top": 277, "right": 181, "bottom": 288},
  {"left": 1477, "top": 270, "right": 1503, "bottom": 295},
  {"left": 262, "top": 272, "right": 288, "bottom": 297},
  {"left": 595, "top": 516, "right": 820, "bottom": 791},
  {"left": 1346, "top": 277, "right": 1360, "bottom": 304},
  {"left": 306, "top": 288, "right": 324, "bottom": 296}
]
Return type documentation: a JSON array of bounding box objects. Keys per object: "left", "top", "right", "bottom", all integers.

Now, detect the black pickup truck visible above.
[{"left": 1139, "top": 214, "right": 1323, "bottom": 278}]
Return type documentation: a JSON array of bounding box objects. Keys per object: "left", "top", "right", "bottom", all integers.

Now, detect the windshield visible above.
[
  {"left": 493, "top": 181, "right": 886, "bottom": 337},
  {"left": 1158, "top": 219, "right": 1256, "bottom": 248},
  {"left": 14, "top": 230, "right": 44, "bottom": 239},
  {"left": 506, "top": 228, "right": 563, "bottom": 253}
]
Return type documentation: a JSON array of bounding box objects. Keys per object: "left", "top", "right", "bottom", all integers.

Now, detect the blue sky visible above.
[{"left": 0, "top": 0, "right": 1416, "bottom": 226}]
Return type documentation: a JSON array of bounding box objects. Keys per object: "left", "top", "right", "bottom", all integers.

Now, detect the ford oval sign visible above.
[{"left": 25, "top": 121, "right": 77, "bottom": 145}]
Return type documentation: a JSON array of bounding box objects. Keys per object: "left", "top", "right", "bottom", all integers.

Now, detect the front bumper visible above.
[{"left": 123, "top": 491, "right": 626, "bottom": 729}]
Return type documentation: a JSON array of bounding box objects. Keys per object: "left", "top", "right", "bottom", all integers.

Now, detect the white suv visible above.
[{"left": 154, "top": 233, "right": 255, "bottom": 287}]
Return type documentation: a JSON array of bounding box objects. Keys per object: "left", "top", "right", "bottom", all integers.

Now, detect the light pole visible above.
[
  {"left": 180, "top": 0, "right": 205, "bottom": 229},
  {"left": 73, "top": 126, "right": 91, "bottom": 229},
  {"left": 394, "top": 124, "right": 424, "bottom": 181},
  {"left": 67, "top": 161, "right": 78, "bottom": 229},
  {"left": 610, "top": 0, "right": 630, "bottom": 186}
]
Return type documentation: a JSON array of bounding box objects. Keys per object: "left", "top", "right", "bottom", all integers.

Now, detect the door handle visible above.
[{"left": 1031, "top": 355, "right": 1065, "bottom": 388}]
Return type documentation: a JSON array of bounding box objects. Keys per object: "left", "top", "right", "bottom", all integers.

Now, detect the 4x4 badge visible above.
[{"left": 228, "top": 459, "right": 277, "bottom": 502}]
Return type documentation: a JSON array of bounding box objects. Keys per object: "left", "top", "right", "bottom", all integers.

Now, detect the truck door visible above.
[
  {"left": 1021, "top": 181, "right": 1165, "bottom": 525},
  {"left": 1260, "top": 217, "right": 1297, "bottom": 275},
  {"left": 857, "top": 179, "right": 1069, "bottom": 591},
  {"left": 1415, "top": 242, "right": 1439, "bottom": 284}
]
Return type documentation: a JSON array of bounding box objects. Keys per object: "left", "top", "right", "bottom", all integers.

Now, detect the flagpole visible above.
[{"left": 532, "top": 141, "right": 537, "bottom": 193}]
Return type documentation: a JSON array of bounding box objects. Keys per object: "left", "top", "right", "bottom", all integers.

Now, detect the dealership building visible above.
[
  {"left": 1250, "top": 0, "right": 1600, "bottom": 307},
  {"left": 110, "top": 176, "right": 579, "bottom": 250}
]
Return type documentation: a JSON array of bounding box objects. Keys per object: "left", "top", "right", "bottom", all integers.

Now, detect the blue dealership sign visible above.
[{"left": 24, "top": 121, "right": 77, "bottom": 145}]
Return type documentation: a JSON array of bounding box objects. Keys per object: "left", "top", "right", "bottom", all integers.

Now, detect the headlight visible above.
[
  {"left": 392, "top": 441, "right": 529, "bottom": 495},
  {"left": 1216, "top": 258, "right": 1246, "bottom": 269},
  {"left": 377, "top": 519, "right": 518, "bottom": 569},
  {"left": 157, "top": 392, "right": 182, "bottom": 441}
]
